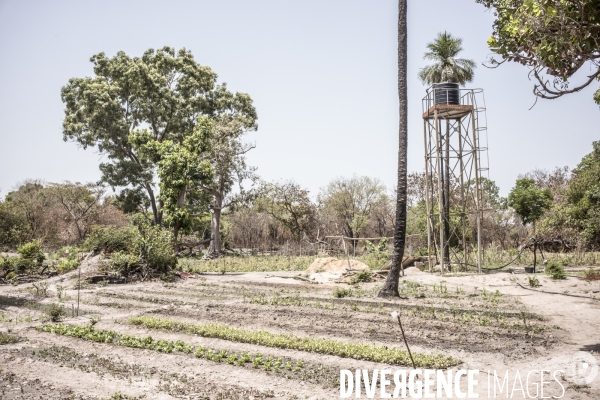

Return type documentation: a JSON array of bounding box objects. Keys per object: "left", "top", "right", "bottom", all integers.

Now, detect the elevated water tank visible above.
[{"left": 433, "top": 83, "right": 460, "bottom": 105}]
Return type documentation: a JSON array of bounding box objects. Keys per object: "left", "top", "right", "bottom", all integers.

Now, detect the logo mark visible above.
[{"left": 570, "top": 351, "right": 598, "bottom": 385}]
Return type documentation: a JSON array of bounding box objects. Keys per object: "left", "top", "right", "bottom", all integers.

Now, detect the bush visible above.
[
  {"left": 528, "top": 276, "right": 540, "bottom": 288},
  {"left": 135, "top": 224, "right": 177, "bottom": 272},
  {"left": 18, "top": 240, "right": 45, "bottom": 265},
  {"left": 108, "top": 252, "right": 140, "bottom": 276},
  {"left": 47, "top": 303, "right": 66, "bottom": 322},
  {"left": 333, "top": 288, "right": 352, "bottom": 298},
  {"left": 350, "top": 270, "right": 373, "bottom": 285},
  {"left": 545, "top": 260, "right": 566, "bottom": 280},
  {"left": 84, "top": 225, "right": 138, "bottom": 254},
  {"left": 5, "top": 271, "right": 16, "bottom": 281},
  {"left": 10, "top": 257, "right": 36, "bottom": 274},
  {"left": 57, "top": 258, "right": 80, "bottom": 274}
]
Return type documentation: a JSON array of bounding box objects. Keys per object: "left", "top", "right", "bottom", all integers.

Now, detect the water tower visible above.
[{"left": 421, "top": 84, "right": 488, "bottom": 273}]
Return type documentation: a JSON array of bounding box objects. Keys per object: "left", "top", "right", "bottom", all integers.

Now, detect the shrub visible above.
[
  {"left": 57, "top": 258, "right": 80, "bottom": 274},
  {"left": 10, "top": 257, "right": 36, "bottom": 274},
  {"left": 545, "top": 260, "right": 566, "bottom": 280},
  {"left": 0, "top": 332, "right": 19, "bottom": 345},
  {"left": 528, "top": 276, "right": 540, "bottom": 288},
  {"left": 583, "top": 269, "right": 600, "bottom": 282},
  {"left": 107, "top": 252, "right": 140, "bottom": 276},
  {"left": 5, "top": 271, "right": 16, "bottom": 281},
  {"left": 47, "top": 303, "right": 66, "bottom": 322},
  {"left": 18, "top": 240, "right": 45, "bottom": 265},
  {"left": 333, "top": 288, "right": 352, "bottom": 298},
  {"left": 350, "top": 270, "right": 373, "bottom": 285},
  {"left": 84, "top": 225, "right": 138, "bottom": 254},
  {"left": 135, "top": 224, "right": 177, "bottom": 272}
]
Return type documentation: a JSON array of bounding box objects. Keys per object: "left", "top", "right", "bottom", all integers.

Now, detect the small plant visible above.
[
  {"left": 89, "top": 315, "right": 100, "bottom": 326},
  {"left": 528, "top": 276, "right": 540, "bottom": 288},
  {"left": 350, "top": 270, "right": 373, "bottom": 285},
  {"left": 47, "top": 303, "right": 66, "bottom": 322},
  {"left": 56, "top": 285, "right": 67, "bottom": 301},
  {"left": 333, "top": 288, "right": 352, "bottom": 298},
  {"left": 5, "top": 271, "right": 16, "bottom": 281},
  {"left": 582, "top": 269, "right": 600, "bottom": 281},
  {"left": 30, "top": 281, "right": 50, "bottom": 297},
  {"left": 0, "top": 332, "right": 19, "bottom": 345},
  {"left": 18, "top": 240, "right": 45, "bottom": 265},
  {"left": 545, "top": 260, "right": 566, "bottom": 280}
]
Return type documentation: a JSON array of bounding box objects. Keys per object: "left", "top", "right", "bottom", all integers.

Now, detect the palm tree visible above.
[
  {"left": 378, "top": 0, "right": 407, "bottom": 298},
  {"left": 418, "top": 32, "right": 475, "bottom": 86}
]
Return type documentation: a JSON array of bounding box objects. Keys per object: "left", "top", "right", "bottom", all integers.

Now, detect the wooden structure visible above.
[{"left": 422, "top": 87, "right": 488, "bottom": 273}]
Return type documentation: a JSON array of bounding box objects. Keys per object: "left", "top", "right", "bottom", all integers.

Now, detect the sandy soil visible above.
[{"left": 1, "top": 264, "right": 599, "bottom": 399}]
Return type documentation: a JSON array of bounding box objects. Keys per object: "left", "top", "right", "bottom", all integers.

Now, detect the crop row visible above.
[
  {"left": 35, "top": 323, "right": 339, "bottom": 387},
  {"left": 129, "top": 315, "right": 460, "bottom": 368}
]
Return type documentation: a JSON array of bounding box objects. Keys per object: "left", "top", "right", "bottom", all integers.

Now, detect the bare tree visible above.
[{"left": 49, "top": 182, "right": 106, "bottom": 241}]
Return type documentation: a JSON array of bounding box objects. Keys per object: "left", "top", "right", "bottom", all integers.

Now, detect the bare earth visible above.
[{"left": 1, "top": 262, "right": 599, "bottom": 399}]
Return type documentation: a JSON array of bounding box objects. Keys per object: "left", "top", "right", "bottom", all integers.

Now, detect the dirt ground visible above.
[{"left": 1, "top": 262, "right": 600, "bottom": 399}]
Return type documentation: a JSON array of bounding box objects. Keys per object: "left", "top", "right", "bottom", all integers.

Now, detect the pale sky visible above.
[{"left": 0, "top": 0, "right": 598, "bottom": 198}]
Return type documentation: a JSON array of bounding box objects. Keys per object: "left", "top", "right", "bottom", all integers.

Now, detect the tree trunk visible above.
[
  {"left": 145, "top": 183, "right": 162, "bottom": 225},
  {"left": 379, "top": 0, "right": 407, "bottom": 298},
  {"left": 207, "top": 194, "right": 223, "bottom": 257}
]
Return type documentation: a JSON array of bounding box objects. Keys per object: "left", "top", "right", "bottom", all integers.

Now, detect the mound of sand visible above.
[{"left": 305, "top": 257, "right": 370, "bottom": 274}]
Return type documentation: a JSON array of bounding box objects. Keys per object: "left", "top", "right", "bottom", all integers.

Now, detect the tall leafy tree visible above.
[
  {"left": 379, "top": 0, "right": 408, "bottom": 298},
  {"left": 507, "top": 178, "right": 553, "bottom": 268},
  {"left": 567, "top": 141, "right": 600, "bottom": 248},
  {"left": 477, "top": 0, "right": 600, "bottom": 102},
  {"left": 418, "top": 32, "right": 476, "bottom": 85},
  {"left": 130, "top": 116, "right": 214, "bottom": 244},
  {"left": 61, "top": 47, "right": 257, "bottom": 226}
]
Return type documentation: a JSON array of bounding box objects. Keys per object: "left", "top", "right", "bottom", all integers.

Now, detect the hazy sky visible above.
[{"left": 0, "top": 0, "right": 598, "bottom": 198}]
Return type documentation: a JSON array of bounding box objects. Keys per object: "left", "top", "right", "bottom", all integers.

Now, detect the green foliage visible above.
[
  {"left": 567, "top": 141, "right": 600, "bottom": 248},
  {"left": 545, "top": 260, "right": 566, "bottom": 280},
  {"left": 130, "top": 116, "right": 214, "bottom": 238},
  {"left": 84, "top": 225, "right": 138, "bottom": 254},
  {"left": 0, "top": 332, "right": 19, "bottom": 345},
  {"left": 9, "top": 257, "right": 36, "bottom": 274},
  {"left": 508, "top": 178, "right": 553, "bottom": 225},
  {"left": 107, "top": 252, "right": 140, "bottom": 276},
  {"left": 37, "top": 323, "right": 116, "bottom": 342},
  {"left": 418, "top": 32, "right": 476, "bottom": 85},
  {"left": 477, "top": 0, "right": 600, "bottom": 102},
  {"left": 349, "top": 270, "right": 374, "bottom": 285},
  {"left": 61, "top": 46, "right": 257, "bottom": 225},
  {"left": 528, "top": 276, "right": 540, "bottom": 288},
  {"left": 333, "top": 288, "right": 352, "bottom": 298},
  {"left": 129, "top": 316, "right": 459, "bottom": 368},
  {"left": 135, "top": 223, "right": 177, "bottom": 272},
  {"left": 18, "top": 240, "right": 45, "bottom": 265},
  {"left": 46, "top": 303, "right": 66, "bottom": 322},
  {"left": 0, "top": 200, "right": 29, "bottom": 248},
  {"left": 5, "top": 271, "right": 16, "bottom": 281},
  {"left": 57, "top": 258, "right": 80, "bottom": 274}
]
